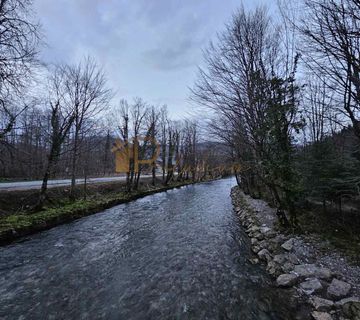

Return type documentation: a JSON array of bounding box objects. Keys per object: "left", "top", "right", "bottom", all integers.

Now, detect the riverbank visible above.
[
  {"left": 0, "top": 179, "right": 199, "bottom": 245},
  {"left": 231, "top": 186, "right": 360, "bottom": 320}
]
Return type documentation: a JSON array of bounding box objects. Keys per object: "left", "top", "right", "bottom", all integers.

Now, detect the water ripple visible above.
[{"left": 0, "top": 178, "right": 299, "bottom": 319}]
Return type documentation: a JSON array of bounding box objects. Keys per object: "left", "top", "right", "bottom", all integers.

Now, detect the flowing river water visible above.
[{"left": 0, "top": 178, "right": 303, "bottom": 319}]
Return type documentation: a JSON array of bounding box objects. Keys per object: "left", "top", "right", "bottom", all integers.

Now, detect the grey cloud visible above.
[
  {"left": 143, "top": 37, "right": 203, "bottom": 71},
  {"left": 134, "top": 0, "right": 186, "bottom": 26},
  {"left": 140, "top": 5, "right": 208, "bottom": 71},
  {"left": 33, "top": 0, "right": 271, "bottom": 118}
]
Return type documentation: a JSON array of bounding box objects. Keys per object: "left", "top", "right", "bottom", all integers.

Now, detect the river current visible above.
[{"left": 0, "top": 178, "right": 301, "bottom": 319}]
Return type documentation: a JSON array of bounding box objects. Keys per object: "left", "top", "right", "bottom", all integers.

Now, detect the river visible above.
[{"left": 0, "top": 178, "right": 301, "bottom": 319}]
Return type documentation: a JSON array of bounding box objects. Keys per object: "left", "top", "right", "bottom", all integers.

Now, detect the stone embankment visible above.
[{"left": 231, "top": 186, "right": 360, "bottom": 320}]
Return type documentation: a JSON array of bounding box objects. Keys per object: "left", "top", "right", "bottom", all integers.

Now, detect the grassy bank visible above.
[{"left": 0, "top": 180, "right": 196, "bottom": 245}]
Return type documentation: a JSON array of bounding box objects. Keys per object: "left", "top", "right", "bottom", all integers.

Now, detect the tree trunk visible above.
[
  {"left": 37, "top": 147, "right": 57, "bottom": 209},
  {"left": 70, "top": 128, "right": 79, "bottom": 201},
  {"left": 152, "top": 163, "right": 156, "bottom": 186}
]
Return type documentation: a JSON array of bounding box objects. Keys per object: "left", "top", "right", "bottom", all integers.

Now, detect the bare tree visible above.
[
  {"left": 297, "top": 0, "right": 360, "bottom": 140},
  {"left": 301, "top": 78, "right": 338, "bottom": 144},
  {"left": 146, "top": 106, "right": 160, "bottom": 186},
  {"left": 165, "top": 120, "right": 177, "bottom": 185},
  {"left": 192, "top": 5, "right": 303, "bottom": 226},
  {"left": 159, "top": 106, "right": 168, "bottom": 183},
  {"left": 111, "top": 99, "right": 131, "bottom": 190},
  {"left": 130, "top": 98, "right": 148, "bottom": 190},
  {"left": 37, "top": 67, "right": 75, "bottom": 208},
  {"left": 63, "top": 57, "right": 112, "bottom": 200},
  {"left": 191, "top": 6, "right": 281, "bottom": 193},
  {"left": 0, "top": 0, "right": 40, "bottom": 139}
]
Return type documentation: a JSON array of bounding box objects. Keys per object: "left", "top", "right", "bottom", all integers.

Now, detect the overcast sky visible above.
[{"left": 34, "top": 0, "right": 274, "bottom": 118}]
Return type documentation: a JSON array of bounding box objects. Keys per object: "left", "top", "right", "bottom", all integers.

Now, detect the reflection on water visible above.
[{"left": 0, "top": 178, "right": 303, "bottom": 319}]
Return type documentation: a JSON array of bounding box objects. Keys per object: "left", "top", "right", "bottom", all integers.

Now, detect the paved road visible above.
[{"left": 0, "top": 176, "right": 132, "bottom": 192}]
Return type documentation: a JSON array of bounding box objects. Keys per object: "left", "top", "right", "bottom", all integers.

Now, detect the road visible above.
[{"left": 0, "top": 176, "right": 133, "bottom": 192}]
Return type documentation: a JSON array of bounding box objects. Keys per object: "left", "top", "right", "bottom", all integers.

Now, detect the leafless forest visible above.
[
  {"left": 0, "top": 0, "right": 230, "bottom": 208},
  {"left": 193, "top": 0, "right": 360, "bottom": 234}
]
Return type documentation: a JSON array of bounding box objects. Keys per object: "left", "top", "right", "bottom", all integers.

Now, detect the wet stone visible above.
[
  {"left": 287, "top": 253, "right": 300, "bottom": 265},
  {"left": 294, "top": 264, "right": 332, "bottom": 280},
  {"left": 258, "top": 249, "right": 272, "bottom": 263},
  {"left": 311, "top": 296, "right": 334, "bottom": 312},
  {"left": 253, "top": 232, "right": 265, "bottom": 241},
  {"left": 327, "top": 279, "right": 351, "bottom": 300},
  {"left": 249, "top": 258, "right": 260, "bottom": 265},
  {"left": 300, "top": 278, "right": 323, "bottom": 295},
  {"left": 281, "top": 262, "right": 295, "bottom": 274},
  {"left": 258, "top": 240, "right": 269, "bottom": 250},
  {"left": 273, "top": 254, "right": 287, "bottom": 265},
  {"left": 252, "top": 245, "right": 261, "bottom": 254},
  {"left": 281, "top": 238, "right": 295, "bottom": 251},
  {"left": 259, "top": 226, "right": 271, "bottom": 235},
  {"left": 311, "top": 311, "right": 333, "bottom": 320},
  {"left": 246, "top": 226, "right": 259, "bottom": 234},
  {"left": 266, "top": 261, "right": 282, "bottom": 277},
  {"left": 276, "top": 274, "right": 299, "bottom": 287}
]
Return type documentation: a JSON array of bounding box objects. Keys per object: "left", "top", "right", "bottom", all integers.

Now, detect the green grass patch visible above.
[{"left": 0, "top": 180, "right": 196, "bottom": 244}]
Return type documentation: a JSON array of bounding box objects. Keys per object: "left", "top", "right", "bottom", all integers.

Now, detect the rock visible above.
[
  {"left": 258, "top": 226, "right": 276, "bottom": 238},
  {"left": 253, "top": 232, "right": 265, "bottom": 241},
  {"left": 267, "top": 235, "right": 286, "bottom": 252},
  {"left": 317, "top": 268, "right": 332, "bottom": 280},
  {"left": 281, "top": 238, "right": 295, "bottom": 251},
  {"left": 335, "top": 297, "right": 360, "bottom": 307},
  {"left": 300, "top": 278, "right": 323, "bottom": 295},
  {"left": 258, "top": 249, "right": 272, "bottom": 262},
  {"left": 267, "top": 241, "right": 280, "bottom": 253},
  {"left": 258, "top": 240, "right": 269, "bottom": 249},
  {"left": 252, "top": 245, "right": 261, "bottom": 254},
  {"left": 273, "top": 254, "right": 288, "bottom": 265},
  {"left": 266, "top": 231, "right": 277, "bottom": 239},
  {"left": 287, "top": 253, "right": 301, "bottom": 265},
  {"left": 327, "top": 279, "right": 351, "bottom": 300},
  {"left": 276, "top": 274, "right": 299, "bottom": 287},
  {"left": 281, "top": 262, "right": 295, "bottom": 273},
  {"left": 259, "top": 226, "right": 271, "bottom": 234},
  {"left": 273, "top": 234, "right": 287, "bottom": 244},
  {"left": 294, "top": 264, "right": 317, "bottom": 277},
  {"left": 251, "top": 238, "right": 258, "bottom": 246},
  {"left": 272, "top": 252, "right": 299, "bottom": 265},
  {"left": 246, "top": 225, "right": 259, "bottom": 234},
  {"left": 311, "top": 311, "right": 333, "bottom": 320},
  {"left": 336, "top": 297, "right": 360, "bottom": 319},
  {"left": 249, "top": 258, "right": 260, "bottom": 265},
  {"left": 294, "top": 264, "right": 332, "bottom": 280},
  {"left": 266, "top": 261, "right": 282, "bottom": 277},
  {"left": 311, "top": 296, "right": 334, "bottom": 312},
  {"left": 239, "top": 211, "right": 246, "bottom": 218}
]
